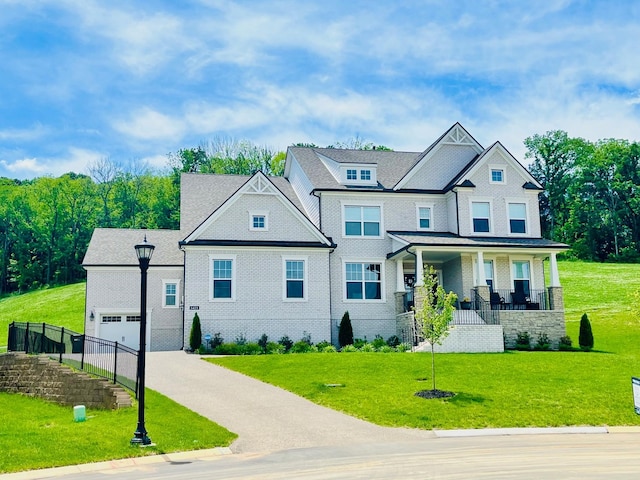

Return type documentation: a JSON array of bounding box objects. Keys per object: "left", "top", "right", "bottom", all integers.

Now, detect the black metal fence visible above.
[{"left": 7, "top": 322, "right": 138, "bottom": 396}]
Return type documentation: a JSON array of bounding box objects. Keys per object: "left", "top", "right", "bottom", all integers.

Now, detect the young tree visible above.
[
  {"left": 189, "top": 312, "right": 202, "bottom": 352},
  {"left": 414, "top": 266, "right": 457, "bottom": 392},
  {"left": 579, "top": 313, "right": 594, "bottom": 351},
  {"left": 338, "top": 311, "right": 354, "bottom": 347}
]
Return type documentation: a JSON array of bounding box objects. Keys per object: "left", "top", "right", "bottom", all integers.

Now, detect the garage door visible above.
[{"left": 98, "top": 314, "right": 142, "bottom": 350}]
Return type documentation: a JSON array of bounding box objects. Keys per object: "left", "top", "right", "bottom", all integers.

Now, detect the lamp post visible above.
[{"left": 131, "top": 236, "right": 155, "bottom": 446}]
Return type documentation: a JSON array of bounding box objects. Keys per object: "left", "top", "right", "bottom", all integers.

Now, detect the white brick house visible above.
[{"left": 83, "top": 123, "right": 568, "bottom": 352}]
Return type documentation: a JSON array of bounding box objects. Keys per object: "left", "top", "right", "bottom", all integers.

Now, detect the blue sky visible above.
[{"left": 1, "top": 0, "right": 640, "bottom": 179}]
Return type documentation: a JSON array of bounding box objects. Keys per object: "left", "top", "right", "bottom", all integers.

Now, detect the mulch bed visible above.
[{"left": 415, "top": 389, "right": 455, "bottom": 399}]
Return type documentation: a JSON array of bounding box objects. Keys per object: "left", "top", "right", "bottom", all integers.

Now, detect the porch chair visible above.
[
  {"left": 490, "top": 292, "right": 505, "bottom": 310},
  {"left": 511, "top": 291, "right": 528, "bottom": 310}
]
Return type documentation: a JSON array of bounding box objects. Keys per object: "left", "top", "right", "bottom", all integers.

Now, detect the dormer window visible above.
[{"left": 340, "top": 164, "right": 377, "bottom": 185}]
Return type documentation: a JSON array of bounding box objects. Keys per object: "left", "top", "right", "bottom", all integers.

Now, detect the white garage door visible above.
[{"left": 98, "top": 314, "right": 143, "bottom": 350}]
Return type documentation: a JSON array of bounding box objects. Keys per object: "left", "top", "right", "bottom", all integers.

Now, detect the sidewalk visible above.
[{"left": 145, "top": 351, "right": 435, "bottom": 453}]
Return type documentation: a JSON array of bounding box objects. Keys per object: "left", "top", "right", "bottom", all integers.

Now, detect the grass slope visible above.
[
  {"left": 0, "top": 283, "right": 86, "bottom": 347},
  {"left": 209, "top": 260, "right": 640, "bottom": 430}
]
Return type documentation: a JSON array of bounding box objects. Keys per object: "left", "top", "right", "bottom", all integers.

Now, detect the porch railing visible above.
[
  {"left": 481, "top": 289, "right": 549, "bottom": 310},
  {"left": 7, "top": 322, "right": 138, "bottom": 396}
]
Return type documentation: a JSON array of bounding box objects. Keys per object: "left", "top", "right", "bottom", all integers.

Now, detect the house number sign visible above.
[{"left": 189, "top": 306, "right": 199, "bottom": 310}]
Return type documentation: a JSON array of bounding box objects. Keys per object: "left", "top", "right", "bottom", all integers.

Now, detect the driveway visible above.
[{"left": 145, "top": 351, "right": 435, "bottom": 453}]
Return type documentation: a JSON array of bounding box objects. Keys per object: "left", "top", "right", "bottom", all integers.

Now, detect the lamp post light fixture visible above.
[{"left": 131, "top": 235, "right": 155, "bottom": 446}]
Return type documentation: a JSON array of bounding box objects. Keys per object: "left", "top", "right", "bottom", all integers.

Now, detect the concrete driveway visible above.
[{"left": 145, "top": 351, "right": 435, "bottom": 453}]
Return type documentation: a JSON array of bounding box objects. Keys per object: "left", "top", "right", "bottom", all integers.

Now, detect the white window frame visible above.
[
  {"left": 489, "top": 164, "right": 506, "bottom": 184},
  {"left": 249, "top": 210, "right": 269, "bottom": 231},
  {"left": 470, "top": 199, "right": 493, "bottom": 234},
  {"left": 209, "top": 254, "right": 237, "bottom": 302},
  {"left": 346, "top": 169, "right": 357, "bottom": 181},
  {"left": 507, "top": 201, "right": 528, "bottom": 235},
  {"left": 415, "top": 203, "right": 434, "bottom": 231},
  {"left": 509, "top": 256, "right": 533, "bottom": 293},
  {"left": 162, "top": 279, "right": 180, "bottom": 308},
  {"left": 342, "top": 258, "right": 386, "bottom": 303},
  {"left": 341, "top": 202, "right": 384, "bottom": 239},
  {"left": 282, "top": 256, "right": 308, "bottom": 302},
  {"left": 360, "top": 169, "right": 371, "bottom": 181}
]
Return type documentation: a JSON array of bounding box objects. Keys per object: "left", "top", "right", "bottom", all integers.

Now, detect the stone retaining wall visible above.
[
  {"left": 500, "top": 311, "right": 566, "bottom": 350},
  {"left": 0, "top": 352, "right": 132, "bottom": 409}
]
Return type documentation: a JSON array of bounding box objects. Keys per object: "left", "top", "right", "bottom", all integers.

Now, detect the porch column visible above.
[
  {"left": 476, "top": 250, "right": 486, "bottom": 286},
  {"left": 549, "top": 252, "right": 561, "bottom": 287},
  {"left": 415, "top": 248, "right": 424, "bottom": 286},
  {"left": 396, "top": 259, "right": 405, "bottom": 292}
]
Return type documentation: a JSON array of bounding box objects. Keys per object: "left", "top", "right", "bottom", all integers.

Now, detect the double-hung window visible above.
[
  {"left": 285, "top": 259, "right": 305, "bottom": 300},
  {"left": 163, "top": 280, "right": 179, "bottom": 308},
  {"left": 344, "top": 205, "right": 381, "bottom": 237},
  {"left": 211, "top": 257, "right": 235, "bottom": 300},
  {"left": 512, "top": 260, "right": 531, "bottom": 296},
  {"left": 472, "top": 201, "right": 491, "bottom": 233},
  {"left": 508, "top": 203, "right": 527, "bottom": 234},
  {"left": 484, "top": 260, "right": 494, "bottom": 291},
  {"left": 345, "top": 262, "right": 382, "bottom": 300},
  {"left": 416, "top": 205, "right": 432, "bottom": 230}
]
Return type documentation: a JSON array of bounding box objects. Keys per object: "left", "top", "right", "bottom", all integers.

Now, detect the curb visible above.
[
  {"left": 0, "top": 447, "right": 232, "bottom": 480},
  {"left": 434, "top": 426, "right": 610, "bottom": 437}
]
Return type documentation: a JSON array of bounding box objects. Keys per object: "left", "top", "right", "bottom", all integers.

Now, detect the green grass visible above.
[
  {"left": 0, "top": 390, "right": 236, "bottom": 474},
  {"left": 208, "top": 260, "right": 640, "bottom": 430},
  {"left": 0, "top": 283, "right": 86, "bottom": 346}
]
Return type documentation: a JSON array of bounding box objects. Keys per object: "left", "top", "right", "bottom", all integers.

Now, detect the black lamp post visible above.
[{"left": 131, "top": 236, "right": 155, "bottom": 446}]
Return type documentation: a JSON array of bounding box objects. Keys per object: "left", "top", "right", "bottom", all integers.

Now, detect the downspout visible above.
[
  {"left": 180, "top": 245, "right": 186, "bottom": 350},
  {"left": 454, "top": 189, "right": 460, "bottom": 235}
]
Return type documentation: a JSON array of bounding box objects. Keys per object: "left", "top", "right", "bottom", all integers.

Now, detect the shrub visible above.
[
  {"left": 340, "top": 344, "right": 358, "bottom": 353},
  {"left": 386, "top": 335, "right": 401, "bottom": 348},
  {"left": 379, "top": 345, "right": 394, "bottom": 353},
  {"left": 300, "top": 331, "right": 312, "bottom": 346},
  {"left": 235, "top": 333, "right": 247, "bottom": 346},
  {"left": 353, "top": 338, "right": 367, "bottom": 349},
  {"left": 359, "top": 343, "right": 376, "bottom": 352},
  {"left": 189, "top": 312, "right": 202, "bottom": 352},
  {"left": 258, "top": 333, "right": 269, "bottom": 353},
  {"left": 290, "top": 340, "right": 314, "bottom": 353},
  {"left": 558, "top": 335, "right": 573, "bottom": 351},
  {"left": 211, "top": 332, "right": 224, "bottom": 350},
  {"left": 372, "top": 335, "right": 386, "bottom": 350},
  {"left": 266, "top": 342, "right": 285, "bottom": 354},
  {"left": 213, "top": 343, "right": 244, "bottom": 355},
  {"left": 515, "top": 331, "right": 531, "bottom": 350},
  {"left": 321, "top": 345, "right": 337, "bottom": 353},
  {"left": 338, "top": 311, "right": 354, "bottom": 347},
  {"left": 243, "top": 342, "right": 262, "bottom": 355},
  {"left": 534, "top": 332, "right": 551, "bottom": 351},
  {"left": 579, "top": 313, "right": 594, "bottom": 351},
  {"left": 279, "top": 335, "right": 294, "bottom": 353},
  {"left": 315, "top": 340, "right": 332, "bottom": 350},
  {"left": 396, "top": 343, "right": 412, "bottom": 352}
]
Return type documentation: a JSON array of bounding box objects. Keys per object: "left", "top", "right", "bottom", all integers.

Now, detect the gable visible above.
[
  {"left": 183, "top": 172, "right": 332, "bottom": 246},
  {"left": 394, "top": 123, "right": 483, "bottom": 191},
  {"left": 460, "top": 142, "right": 542, "bottom": 192}
]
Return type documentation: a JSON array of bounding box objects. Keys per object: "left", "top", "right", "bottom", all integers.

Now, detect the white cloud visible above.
[
  {"left": 113, "top": 107, "right": 186, "bottom": 141},
  {"left": 0, "top": 147, "right": 103, "bottom": 179},
  {"left": 0, "top": 125, "right": 51, "bottom": 141}
]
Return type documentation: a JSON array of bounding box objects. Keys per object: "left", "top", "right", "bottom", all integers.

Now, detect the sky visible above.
[{"left": 1, "top": 0, "right": 640, "bottom": 180}]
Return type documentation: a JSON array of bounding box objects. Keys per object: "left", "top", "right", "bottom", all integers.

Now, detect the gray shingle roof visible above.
[
  {"left": 388, "top": 231, "right": 569, "bottom": 250},
  {"left": 82, "top": 228, "right": 183, "bottom": 266},
  {"left": 288, "top": 147, "right": 420, "bottom": 190}
]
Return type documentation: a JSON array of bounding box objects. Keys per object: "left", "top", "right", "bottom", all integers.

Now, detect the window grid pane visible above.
[
  {"left": 491, "top": 169, "right": 503, "bottom": 182},
  {"left": 347, "top": 169, "right": 357, "bottom": 180},
  {"left": 419, "top": 207, "right": 431, "bottom": 229},
  {"left": 252, "top": 215, "right": 265, "bottom": 228}
]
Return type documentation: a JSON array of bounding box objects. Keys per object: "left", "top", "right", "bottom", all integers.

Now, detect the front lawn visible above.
[
  {"left": 0, "top": 389, "right": 236, "bottom": 474},
  {"left": 208, "top": 260, "right": 640, "bottom": 430}
]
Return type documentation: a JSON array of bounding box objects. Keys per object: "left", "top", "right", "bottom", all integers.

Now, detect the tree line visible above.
[
  {"left": 1, "top": 132, "right": 638, "bottom": 295},
  {"left": 525, "top": 131, "right": 640, "bottom": 262}
]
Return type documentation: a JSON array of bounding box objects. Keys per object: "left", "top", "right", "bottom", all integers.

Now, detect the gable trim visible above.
[{"left": 393, "top": 123, "right": 484, "bottom": 191}]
